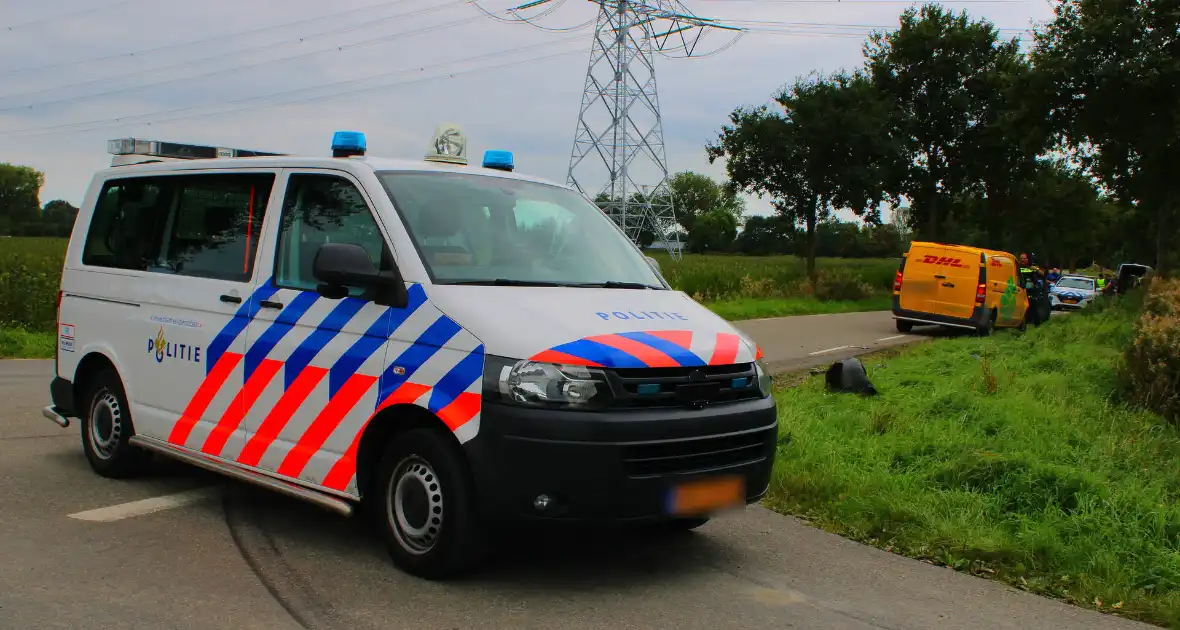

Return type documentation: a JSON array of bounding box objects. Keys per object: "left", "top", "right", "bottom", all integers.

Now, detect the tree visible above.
[
  {"left": 1033, "top": 0, "right": 1180, "bottom": 271},
  {"left": 687, "top": 208, "right": 738, "bottom": 253},
  {"left": 865, "top": 5, "right": 1017, "bottom": 241},
  {"left": 661, "top": 171, "right": 745, "bottom": 238},
  {"left": 735, "top": 214, "right": 792, "bottom": 255},
  {"left": 41, "top": 200, "right": 79, "bottom": 237},
  {"left": 0, "top": 163, "right": 44, "bottom": 236},
  {"left": 708, "top": 70, "right": 895, "bottom": 283}
]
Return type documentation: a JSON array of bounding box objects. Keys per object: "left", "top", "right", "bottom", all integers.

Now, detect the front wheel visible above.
[{"left": 373, "top": 428, "right": 485, "bottom": 580}]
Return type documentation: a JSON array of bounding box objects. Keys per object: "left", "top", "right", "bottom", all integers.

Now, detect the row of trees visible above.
[
  {"left": 703, "top": 0, "right": 1177, "bottom": 279},
  {"left": 0, "top": 163, "right": 78, "bottom": 237}
]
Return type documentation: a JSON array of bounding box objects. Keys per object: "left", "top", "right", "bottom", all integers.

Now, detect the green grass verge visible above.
[
  {"left": 764, "top": 301, "right": 1180, "bottom": 627},
  {"left": 0, "top": 328, "right": 55, "bottom": 359},
  {"left": 707, "top": 295, "right": 892, "bottom": 321}
]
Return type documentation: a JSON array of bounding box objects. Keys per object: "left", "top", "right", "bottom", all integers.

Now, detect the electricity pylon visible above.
[
  {"left": 564, "top": 1, "right": 740, "bottom": 260},
  {"left": 482, "top": 0, "right": 742, "bottom": 259}
]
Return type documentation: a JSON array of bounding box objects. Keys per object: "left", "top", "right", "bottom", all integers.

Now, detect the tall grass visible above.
[
  {"left": 0, "top": 237, "right": 66, "bottom": 333},
  {"left": 766, "top": 298, "right": 1180, "bottom": 626}
]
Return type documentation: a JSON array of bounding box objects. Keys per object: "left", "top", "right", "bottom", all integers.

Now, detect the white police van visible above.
[{"left": 44, "top": 127, "right": 777, "bottom": 578}]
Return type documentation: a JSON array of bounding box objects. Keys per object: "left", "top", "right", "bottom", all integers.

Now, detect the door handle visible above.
[
  {"left": 941, "top": 282, "right": 955, "bottom": 288},
  {"left": 219, "top": 294, "right": 242, "bottom": 304},
  {"left": 934, "top": 274, "right": 947, "bottom": 279},
  {"left": 259, "top": 300, "right": 284, "bottom": 310}
]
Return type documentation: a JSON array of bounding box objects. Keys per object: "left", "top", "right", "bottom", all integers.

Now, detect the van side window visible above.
[
  {"left": 274, "top": 174, "right": 391, "bottom": 297},
  {"left": 159, "top": 174, "right": 275, "bottom": 281},
  {"left": 81, "top": 173, "right": 275, "bottom": 281},
  {"left": 81, "top": 178, "right": 169, "bottom": 270}
]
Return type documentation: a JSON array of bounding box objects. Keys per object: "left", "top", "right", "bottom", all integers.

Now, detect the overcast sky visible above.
[{"left": 0, "top": 0, "right": 1053, "bottom": 221}]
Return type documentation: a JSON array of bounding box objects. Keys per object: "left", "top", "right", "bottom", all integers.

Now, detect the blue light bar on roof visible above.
[
  {"left": 331, "top": 130, "right": 366, "bottom": 157},
  {"left": 482, "top": 150, "right": 514, "bottom": 172}
]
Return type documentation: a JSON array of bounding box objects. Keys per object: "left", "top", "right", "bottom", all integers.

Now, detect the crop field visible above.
[
  {"left": 0, "top": 238, "right": 897, "bottom": 338},
  {"left": 0, "top": 237, "right": 66, "bottom": 334}
]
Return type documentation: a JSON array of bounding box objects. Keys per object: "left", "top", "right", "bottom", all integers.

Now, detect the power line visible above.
[
  {"left": 0, "top": 4, "right": 492, "bottom": 114},
  {"left": 0, "top": 0, "right": 460, "bottom": 103},
  {"left": 2, "top": 0, "right": 143, "bottom": 32},
  {"left": 0, "top": 0, "right": 412, "bottom": 78},
  {"left": 1, "top": 37, "right": 587, "bottom": 139},
  {"left": 698, "top": 0, "right": 1033, "bottom": 3}
]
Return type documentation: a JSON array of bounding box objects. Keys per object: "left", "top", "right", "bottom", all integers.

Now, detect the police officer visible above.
[{"left": 1020, "top": 253, "right": 1051, "bottom": 326}]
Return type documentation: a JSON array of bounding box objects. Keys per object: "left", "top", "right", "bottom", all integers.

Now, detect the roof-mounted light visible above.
[
  {"left": 482, "top": 150, "right": 514, "bottom": 172},
  {"left": 424, "top": 123, "right": 467, "bottom": 165},
  {"left": 105, "top": 137, "right": 284, "bottom": 166},
  {"left": 331, "top": 130, "right": 366, "bottom": 158}
]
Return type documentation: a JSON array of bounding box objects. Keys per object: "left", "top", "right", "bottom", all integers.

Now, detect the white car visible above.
[
  {"left": 43, "top": 129, "right": 776, "bottom": 579},
  {"left": 1050, "top": 275, "right": 1099, "bottom": 310}
]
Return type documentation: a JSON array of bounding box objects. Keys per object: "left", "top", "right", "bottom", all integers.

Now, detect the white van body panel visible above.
[{"left": 424, "top": 285, "right": 757, "bottom": 366}]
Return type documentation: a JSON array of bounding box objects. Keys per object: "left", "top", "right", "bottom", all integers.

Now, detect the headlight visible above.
[
  {"left": 483, "top": 355, "right": 610, "bottom": 410},
  {"left": 754, "top": 358, "right": 772, "bottom": 398}
]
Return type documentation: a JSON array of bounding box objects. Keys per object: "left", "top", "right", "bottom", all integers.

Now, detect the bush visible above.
[
  {"left": 811, "top": 268, "right": 876, "bottom": 301},
  {"left": 1120, "top": 278, "right": 1180, "bottom": 424}
]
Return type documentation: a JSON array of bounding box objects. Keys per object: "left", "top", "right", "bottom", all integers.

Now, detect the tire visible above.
[
  {"left": 373, "top": 428, "right": 485, "bottom": 580},
  {"left": 977, "top": 311, "right": 996, "bottom": 337},
  {"left": 895, "top": 319, "right": 914, "bottom": 334},
  {"left": 80, "top": 368, "right": 149, "bottom": 478}
]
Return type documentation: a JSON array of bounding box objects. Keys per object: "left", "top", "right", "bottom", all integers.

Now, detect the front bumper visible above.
[
  {"left": 1050, "top": 294, "right": 1092, "bottom": 310},
  {"left": 463, "top": 396, "right": 778, "bottom": 523}
]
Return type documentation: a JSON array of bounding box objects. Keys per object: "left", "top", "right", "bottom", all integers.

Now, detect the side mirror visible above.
[{"left": 312, "top": 242, "right": 408, "bottom": 307}]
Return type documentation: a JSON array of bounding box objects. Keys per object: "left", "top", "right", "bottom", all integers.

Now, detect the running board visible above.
[{"left": 129, "top": 436, "right": 353, "bottom": 518}]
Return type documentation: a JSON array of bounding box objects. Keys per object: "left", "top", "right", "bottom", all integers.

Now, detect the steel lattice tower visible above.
[{"left": 563, "top": 0, "right": 740, "bottom": 260}]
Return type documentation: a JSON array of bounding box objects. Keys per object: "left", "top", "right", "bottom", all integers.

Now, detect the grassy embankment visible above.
[
  {"left": 765, "top": 294, "right": 1180, "bottom": 627},
  {"left": 0, "top": 237, "right": 896, "bottom": 359}
]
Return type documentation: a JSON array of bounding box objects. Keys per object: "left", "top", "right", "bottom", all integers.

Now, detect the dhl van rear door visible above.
[
  {"left": 931, "top": 246, "right": 983, "bottom": 320},
  {"left": 898, "top": 243, "right": 944, "bottom": 314}
]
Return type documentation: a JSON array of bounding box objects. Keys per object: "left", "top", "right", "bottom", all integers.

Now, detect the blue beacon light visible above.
[
  {"left": 331, "top": 130, "right": 366, "bottom": 158},
  {"left": 482, "top": 150, "right": 514, "bottom": 172}
]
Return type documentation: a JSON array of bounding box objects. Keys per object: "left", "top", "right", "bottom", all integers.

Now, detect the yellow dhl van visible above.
[{"left": 892, "top": 242, "right": 1029, "bottom": 335}]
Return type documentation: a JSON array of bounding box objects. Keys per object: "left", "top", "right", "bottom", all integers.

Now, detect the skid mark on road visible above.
[
  {"left": 223, "top": 489, "right": 348, "bottom": 630},
  {"left": 68, "top": 486, "right": 219, "bottom": 522}
]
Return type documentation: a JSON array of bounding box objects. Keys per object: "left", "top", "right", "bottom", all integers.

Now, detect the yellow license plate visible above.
[
  {"left": 667, "top": 475, "right": 745, "bottom": 516},
  {"left": 1064, "top": 298, "right": 1077, "bottom": 304}
]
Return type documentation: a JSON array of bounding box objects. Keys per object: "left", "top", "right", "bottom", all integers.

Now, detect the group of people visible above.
[{"left": 1021, "top": 254, "right": 1118, "bottom": 295}]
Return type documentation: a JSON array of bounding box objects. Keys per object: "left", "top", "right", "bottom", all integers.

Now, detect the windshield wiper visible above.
[{"left": 579, "top": 281, "right": 663, "bottom": 290}]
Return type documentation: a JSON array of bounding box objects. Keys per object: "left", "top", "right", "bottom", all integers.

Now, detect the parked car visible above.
[{"left": 1049, "top": 275, "right": 1098, "bottom": 310}]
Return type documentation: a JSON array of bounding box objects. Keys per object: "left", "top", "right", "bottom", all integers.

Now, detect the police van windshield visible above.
[{"left": 378, "top": 171, "right": 666, "bottom": 289}]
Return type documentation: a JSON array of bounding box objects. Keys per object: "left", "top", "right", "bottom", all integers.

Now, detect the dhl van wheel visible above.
[
  {"left": 80, "top": 369, "right": 149, "bottom": 479},
  {"left": 374, "top": 427, "right": 486, "bottom": 580}
]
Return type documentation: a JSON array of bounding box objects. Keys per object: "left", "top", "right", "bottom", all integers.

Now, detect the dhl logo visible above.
[
  {"left": 920, "top": 255, "right": 970, "bottom": 269},
  {"left": 989, "top": 258, "right": 1004, "bottom": 267}
]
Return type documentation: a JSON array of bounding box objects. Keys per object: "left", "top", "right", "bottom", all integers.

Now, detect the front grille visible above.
[
  {"left": 621, "top": 426, "right": 773, "bottom": 477},
  {"left": 605, "top": 363, "right": 760, "bottom": 409}
]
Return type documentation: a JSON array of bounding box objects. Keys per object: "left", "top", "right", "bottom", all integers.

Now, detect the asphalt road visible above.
[{"left": 0, "top": 310, "right": 1138, "bottom": 630}]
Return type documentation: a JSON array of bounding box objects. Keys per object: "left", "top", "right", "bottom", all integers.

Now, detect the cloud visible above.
[{"left": 0, "top": 0, "right": 1053, "bottom": 220}]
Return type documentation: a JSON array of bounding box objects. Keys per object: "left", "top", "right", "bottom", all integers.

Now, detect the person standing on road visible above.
[{"left": 1020, "top": 253, "right": 1050, "bottom": 326}]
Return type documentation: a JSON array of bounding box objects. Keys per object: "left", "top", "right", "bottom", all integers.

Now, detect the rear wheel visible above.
[
  {"left": 977, "top": 311, "right": 996, "bottom": 337},
  {"left": 895, "top": 319, "right": 914, "bottom": 334},
  {"left": 80, "top": 369, "right": 149, "bottom": 478},
  {"left": 372, "top": 428, "right": 485, "bottom": 580}
]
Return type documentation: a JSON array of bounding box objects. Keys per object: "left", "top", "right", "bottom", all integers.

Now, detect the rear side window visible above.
[{"left": 82, "top": 173, "right": 275, "bottom": 281}]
